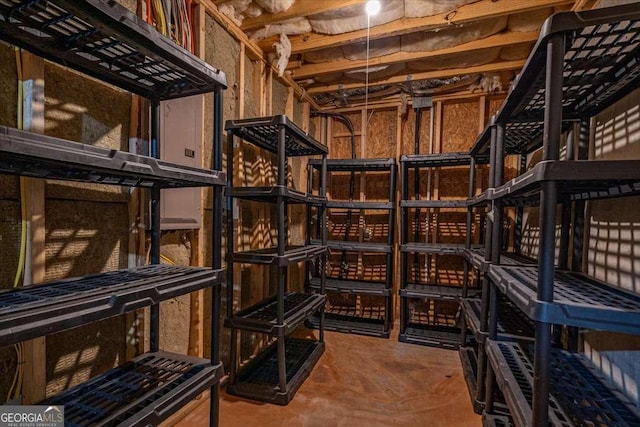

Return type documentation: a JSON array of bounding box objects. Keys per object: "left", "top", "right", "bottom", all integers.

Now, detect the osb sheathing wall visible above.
[{"left": 323, "top": 94, "right": 502, "bottom": 312}]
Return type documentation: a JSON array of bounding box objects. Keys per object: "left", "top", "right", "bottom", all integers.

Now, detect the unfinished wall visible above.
[
  {"left": 442, "top": 99, "right": 479, "bottom": 153},
  {"left": 584, "top": 88, "right": 640, "bottom": 406},
  {"left": 0, "top": 43, "right": 20, "bottom": 402},
  {"left": 43, "top": 62, "right": 131, "bottom": 396}
]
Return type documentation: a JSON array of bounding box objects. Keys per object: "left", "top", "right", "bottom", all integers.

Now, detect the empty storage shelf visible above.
[
  {"left": 400, "top": 284, "right": 468, "bottom": 300},
  {"left": 225, "top": 116, "right": 327, "bottom": 157},
  {"left": 498, "top": 4, "right": 640, "bottom": 124},
  {"left": 230, "top": 245, "right": 327, "bottom": 266},
  {"left": 324, "top": 200, "right": 395, "bottom": 209},
  {"left": 308, "top": 277, "right": 390, "bottom": 296},
  {"left": 401, "top": 200, "right": 468, "bottom": 208},
  {"left": 487, "top": 340, "right": 640, "bottom": 427},
  {"left": 315, "top": 240, "right": 392, "bottom": 253},
  {"left": 306, "top": 312, "right": 389, "bottom": 338},
  {"left": 0, "top": 127, "right": 225, "bottom": 188},
  {"left": 461, "top": 297, "right": 534, "bottom": 342},
  {"left": 464, "top": 249, "right": 536, "bottom": 272},
  {"left": 488, "top": 265, "right": 640, "bottom": 335},
  {"left": 226, "top": 338, "right": 325, "bottom": 405},
  {"left": 490, "top": 160, "right": 640, "bottom": 205},
  {"left": 225, "top": 186, "right": 324, "bottom": 204},
  {"left": 224, "top": 292, "right": 325, "bottom": 336},
  {"left": 43, "top": 351, "right": 223, "bottom": 427},
  {"left": 0, "top": 265, "right": 223, "bottom": 347},
  {"left": 482, "top": 412, "right": 514, "bottom": 427},
  {"left": 401, "top": 152, "right": 476, "bottom": 168},
  {"left": 0, "top": 0, "right": 227, "bottom": 99},
  {"left": 308, "top": 157, "right": 395, "bottom": 171},
  {"left": 400, "top": 324, "right": 464, "bottom": 349},
  {"left": 401, "top": 243, "right": 470, "bottom": 255}
]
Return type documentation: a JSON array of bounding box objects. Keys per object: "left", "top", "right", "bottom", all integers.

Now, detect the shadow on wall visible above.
[{"left": 585, "top": 88, "right": 640, "bottom": 406}]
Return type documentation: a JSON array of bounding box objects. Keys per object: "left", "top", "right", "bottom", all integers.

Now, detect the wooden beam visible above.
[
  {"left": 291, "top": 31, "right": 538, "bottom": 79},
  {"left": 241, "top": 0, "right": 367, "bottom": 32},
  {"left": 257, "top": 0, "right": 573, "bottom": 54},
  {"left": 189, "top": 3, "right": 207, "bottom": 359},
  {"left": 20, "top": 51, "right": 46, "bottom": 405},
  {"left": 193, "top": 0, "right": 321, "bottom": 110},
  {"left": 308, "top": 59, "right": 526, "bottom": 94}
]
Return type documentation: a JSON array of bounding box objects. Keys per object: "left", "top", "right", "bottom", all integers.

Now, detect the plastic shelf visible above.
[
  {"left": 399, "top": 324, "right": 463, "bottom": 349},
  {"left": 401, "top": 243, "right": 470, "bottom": 255},
  {"left": 324, "top": 200, "right": 394, "bottom": 209},
  {"left": 0, "top": 126, "right": 225, "bottom": 188},
  {"left": 225, "top": 186, "right": 324, "bottom": 204},
  {"left": 482, "top": 412, "right": 514, "bottom": 427},
  {"left": 0, "top": 265, "right": 223, "bottom": 347},
  {"left": 226, "top": 338, "right": 325, "bottom": 405},
  {"left": 43, "top": 351, "right": 223, "bottom": 427},
  {"left": 487, "top": 340, "right": 640, "bottom": 427},
  {"left": 400, "top": 284, "right": 466, "bottom": 300},
  {"left": 0, "top": 0, "right": 226, "bottom": 99},
  {"left": 461, "top": 298, "right": 534, "bottom": 342},
  {"left": 489, "top": 265, "right": 640, "bottom": 335},
  {"left": 306, "top": 312, "right": 389, "bottom": 338},
  {"left": 308, "top": 157, "right": 395, "bottom": 171},
  {"left": 230, "top": 245, "right": 326, "bottom": 266},
  {"left": 498, "top": 4, "right": 640, "bottom": 124},
  {"left": 225, "top": 292, "right": 325, "bottom": 336},
  {"left": 467, "top": 189, "right": 492, "bottom": 207},
  {"left": 401, "top": 152, "right": 476, "bottom": 168},
  {"left": 401, "top": 200, "right": 468, "bottom": 208},
  {"left": 225, "top": 115, "right": 327, "bottom": 157},
  {"left": 470, "top": 121, "right": 548, "bottom": 157},
  {"left": 490, "top": 160, "right": 640, "bottom": 205},
  {"left": 459, "top": 346, "right": 484, "bottom": 414},
  {"left": 464, "top": 249, "right": 536, "bottom": 272},
  {"left": 316, "top": 239, "right": 392, "bottom": 253},
  {"left": 308, "top": 277, "right": 390, "bottom": 296}
]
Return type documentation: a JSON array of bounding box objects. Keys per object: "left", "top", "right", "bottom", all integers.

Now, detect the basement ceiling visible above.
[{"left": 215, "top": 0, "right": 598, "bottom": 107}]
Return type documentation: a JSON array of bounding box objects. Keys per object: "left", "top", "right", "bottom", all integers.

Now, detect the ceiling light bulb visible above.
[{"left": 366, "top": 0, "right": 381, "bottom": 16}]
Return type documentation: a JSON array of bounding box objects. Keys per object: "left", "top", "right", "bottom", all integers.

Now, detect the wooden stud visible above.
[
  {"left": 188, "top": 3, "right": 207, "bottom": 358},
  {"left": 20, "top": 51, "right": 46, "bottom": 405}
]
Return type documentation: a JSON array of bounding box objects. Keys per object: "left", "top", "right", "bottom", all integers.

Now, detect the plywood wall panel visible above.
[
  {"left": 366, "top": 109, "right": 397, "bottom": 158},
  {"left": 442, "top": 100, "right": 479, "bottom": 153},
  {"left": 401, "top": 107, "right": 431, "bottom": 155}
]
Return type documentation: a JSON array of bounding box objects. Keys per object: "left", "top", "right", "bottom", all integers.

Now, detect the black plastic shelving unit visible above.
[
  {"left": 306, "top": 158, "right": 396, "bottom": 338},
  {"left": 225, "top": 114, "right": 328, "bottom": 405},
  {"left": 467, "top": 4, "right": 640, "bottom": 426},
  {"left": 0, "top": 1, "right": 227, "bottom": 425},
  {"left": 399, "top": 152, "right": 483, "bottom": 348}
]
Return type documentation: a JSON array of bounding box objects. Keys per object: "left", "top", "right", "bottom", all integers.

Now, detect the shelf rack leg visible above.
[
  {"left": 276, "top": 123, "right": 288, "bottom": 393},
  {"left": 210, "top": 87, "right": 224, "bottom": 427},
  {"left": 484, "top": 281, "right": 500, "bottom": 413},
  {"left": 150, "top": 100, "right": 161, "bottom": 353},
  {"left": 532, "top": 32, "right": 565, "bottom": 427},
  {"left": 320, "top": 153, "right": 327, "bottom": 343},
  {"left": 399, "top": 161, "right": 409, "bottom": 336},
  {"left": 514, "top": 153, "right": 527, "bottom": 254},
  {"left": 568, "top": 120, "right": 590, "bottom": 352},
  {"left": 475, "top": 122, "right": 497, "bottom": 405},
  {"left": 461, "top": 157, "right": 477, "bottom": 346}
]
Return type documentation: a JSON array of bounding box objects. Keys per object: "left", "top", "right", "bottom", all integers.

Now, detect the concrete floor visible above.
[{"left": 176, "top": 325, "right": 481, "bottom": 427}]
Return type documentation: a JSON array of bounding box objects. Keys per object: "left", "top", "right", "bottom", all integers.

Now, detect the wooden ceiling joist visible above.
[
  {"left": 241, "top": 0, "right": 368, "bottom": 31},
  {"left": 306, "top": 59, "right": 526, "bottom": 94},
  {"left": 257, "top": 0, "right": 573, "bottom": 54},
  {"left": 290, "top": 30, "right": 539, "bottom": 79}
]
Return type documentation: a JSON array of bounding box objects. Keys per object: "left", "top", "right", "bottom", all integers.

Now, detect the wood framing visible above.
[
  {"left": 20, "top": 51, "right": 46, "bottom": 405},
  {"left": 241, "top": 0, "right": 367, "bottom": 31},
  {"left": 257, "top": 0, "right": 573, "bottom": 53},
  {"left": 290, "top": 31, "right": 538, "bottom": 79},
  {"left": 307, "top": 60, "right": 526, "bottom": 94}
]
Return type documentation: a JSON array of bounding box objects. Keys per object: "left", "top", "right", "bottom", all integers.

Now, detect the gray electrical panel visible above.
[{"left": 160, "top": 95, "right": 203, "bottom": 229}]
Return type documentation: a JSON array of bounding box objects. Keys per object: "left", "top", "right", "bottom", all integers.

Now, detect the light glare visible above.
[{"left": 366, "top": 0, "right": 381, "bottom": 16}]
